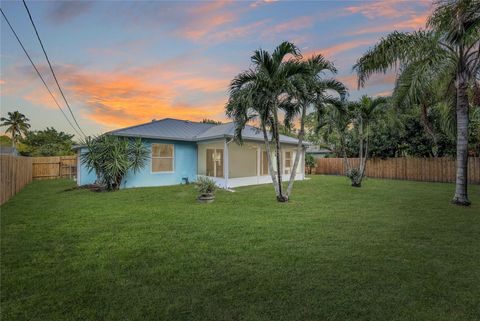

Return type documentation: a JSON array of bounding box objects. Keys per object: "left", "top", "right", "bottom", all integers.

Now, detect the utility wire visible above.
[
  {"left": 22, "top": 0, "right": 87, "bottom": 138},
  {"left": 0, "top": 7, "right": 83, "bottom": 138}
]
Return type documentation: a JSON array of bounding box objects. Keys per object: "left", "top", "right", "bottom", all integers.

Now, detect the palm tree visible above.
[
  {"left": 283, "top": 54, "right": 347, "bottom": 197},
  {"left": 317, "top": 99, "right": 354, "bottom": 175},
  {"left": 348, "top": 96, "right": 387, "bottom": 187},
  {"left": 354, "top": 0, "right": 479, "bottom": 205},
  {"left": 0, "top": 111, "right": 31, "bottom": 147},
  {"left": 226, "top": 41, "right": 308, "bottom": 202}
]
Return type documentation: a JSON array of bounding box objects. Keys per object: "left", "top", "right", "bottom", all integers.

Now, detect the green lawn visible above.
[{"left": 1, "top": 176, "right": 479, "bottom": 321}]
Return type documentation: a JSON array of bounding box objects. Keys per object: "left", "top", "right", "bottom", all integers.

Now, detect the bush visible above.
[
  {"left": 305, "top": 154, "right": 316, "bottom": 168},
  {"left": 81, "top": 135, "right": 149, "bottom": 191},
  {"left": 196, "top": 176, "right": 216, "bottom": 195}
]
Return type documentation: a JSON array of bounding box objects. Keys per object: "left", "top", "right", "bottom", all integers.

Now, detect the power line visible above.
[
  {"left": 22, "top": 0, "right": 87, "bottom": 138},
  {"left": 0, "top": 7, "right": 84, "bottom": 138}
]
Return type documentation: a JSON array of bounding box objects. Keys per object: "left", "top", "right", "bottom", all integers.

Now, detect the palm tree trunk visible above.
[
  {"left": 286, "top": 104, "right": 306, "bottom": 197},
  {"left": 272, "top": 102, "right": 286, "bottom": 202},
  {"left": 261, "top": 122, "right": 280, "bottom": 197},
  {"left": 420, "top": 103, "right": 439, "bottom": 157},
  {"left": 452, "top": 78, "right": 471, "bottom": 205},
  {"left": 341, "top": 136, "right": 350, "bottom": 175}
]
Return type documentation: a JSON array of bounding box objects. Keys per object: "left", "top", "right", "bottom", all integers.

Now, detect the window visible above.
[
  {"left": 151, "top": 143, "right": 174, "bottom": 172},
  {"left": 206, "top": 148, "right": 223, "bottom": 178},
  {"left": 284, "top": 151, "right": 292, "bottom": 174}
]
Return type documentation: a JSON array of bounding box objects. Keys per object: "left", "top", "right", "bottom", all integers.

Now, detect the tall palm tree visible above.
[
  {"left": 354, "top": 0, "right": 479, "bottom": 205},
  {"left": 283, "top": 54, "right": 347, "bottom": 197},
  {"left": 0, "top": 111, "right": 31, "bottom": 147},
  {"left": 227, "top": 41, "right": 308, "bottom": 202}
]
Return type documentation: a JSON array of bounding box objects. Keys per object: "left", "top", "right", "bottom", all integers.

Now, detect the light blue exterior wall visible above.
[
  {"left": 77, "top": 149, "right": 98, "bottom": 186},
  {"left": 77, "top": 138, "right": 197, "bottom": 188}
]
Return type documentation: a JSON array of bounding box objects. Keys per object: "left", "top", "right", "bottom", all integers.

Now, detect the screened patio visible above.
[{"left": 197, "top": 139, "right": 305, "bottom": 188}]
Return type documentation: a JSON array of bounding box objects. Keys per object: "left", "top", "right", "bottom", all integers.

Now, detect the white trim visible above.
[
  {"left": 76, "top": 152, "right": 81, "bottom": 185},
  {"left": 151, "top": 143, "right": 175, "bottom": 173},
  {"left": 224, "top": 139, "right": 229, "bottom": 188}
]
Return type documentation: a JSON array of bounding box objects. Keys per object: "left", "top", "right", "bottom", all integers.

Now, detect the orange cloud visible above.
[
  {"left": 20, "top": 63, "right": 231, "bottom": 129},
  {"left": 175, "top": 1, "right": 239, "bottom": 41},
  {"left": 348, "top": 13, "right": 429, "bottom": 35},
  {"left": 303, "top": 39, "right": 375, "bottom": 59},
  {"left": 268, "top": 16, "right": 313, "bottom": 34},
  {"left": 345, "top": 0, "right": 429, "bottom": 19},
  {"left": 203, "top": 19, "right": 270, "bottom": 44}
]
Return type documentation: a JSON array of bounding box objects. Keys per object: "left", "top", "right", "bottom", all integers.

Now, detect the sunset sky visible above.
[{"left": 1, "top": 0, "right": 432, "bottom": 138}]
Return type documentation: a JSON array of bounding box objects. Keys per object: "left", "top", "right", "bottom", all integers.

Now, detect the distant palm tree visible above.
[
  {"left": 284, "top": 54, "right": 346, "bottom": 197},
  {"left": 354, "top": 0, "right": 479, "bottom": 205},
  {"left": 0, "top": 111, "right": 31, "bottom": 147},
  {"left": 227, "top": 41, "right": 308, "bottom": 202},
  {"left": 348, "top": 96, "right": 387, "bottom": 187}
]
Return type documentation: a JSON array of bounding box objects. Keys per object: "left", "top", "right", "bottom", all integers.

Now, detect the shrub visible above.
[
  {"left": 81, "top": 135, "right": 149, "bottom": 191},
  {"left": 196, "top": 176, "right": 216, "bottom": 195}
]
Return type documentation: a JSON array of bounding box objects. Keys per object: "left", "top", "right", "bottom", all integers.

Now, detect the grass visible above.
[{"left": 1, "top": 176, "right": 479, "bottom": 321}]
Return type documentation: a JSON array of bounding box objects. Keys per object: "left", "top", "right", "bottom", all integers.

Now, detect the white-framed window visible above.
[{"left": 151, "top": 143, "right": 174, "bottom": 173}]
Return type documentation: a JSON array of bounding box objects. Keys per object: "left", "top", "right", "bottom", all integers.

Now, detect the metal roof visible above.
[
  {"left": 108, "top": 118, "right": 216, "bottom": 141},
  {"left": 108, "top": 118, "right": 306, "bottom": 145}
]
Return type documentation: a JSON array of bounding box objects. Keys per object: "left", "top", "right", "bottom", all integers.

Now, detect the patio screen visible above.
[{"left": 206, "top": 149, "right": 224, "bottom": 178}]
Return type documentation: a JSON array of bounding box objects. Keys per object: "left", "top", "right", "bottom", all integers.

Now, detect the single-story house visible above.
[
  {"left": 76, "top": 118, "right": 308, "bottom": 189},
  {"left": 306, "top": 146, "right": 334, "bottom": 158}
]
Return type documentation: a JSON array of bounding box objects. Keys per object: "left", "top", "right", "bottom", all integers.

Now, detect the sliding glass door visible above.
[{"left": 206, "top": 149, "right": 224, "bottom": 178}]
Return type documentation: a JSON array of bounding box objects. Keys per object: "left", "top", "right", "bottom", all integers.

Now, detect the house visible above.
[
  {"left": 76, "top": 118, "right": 308, "bottom": 189},
  {"left": 306, "top": 146, "right": 334, "bottom": 159},
  {"left": 0, "top": 146, "right": 18, "bottom": 155}
]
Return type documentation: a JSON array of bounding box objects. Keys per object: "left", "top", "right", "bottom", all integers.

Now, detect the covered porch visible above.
[{"left": 197, "top": 139, "right": 305, "bottom": 189}]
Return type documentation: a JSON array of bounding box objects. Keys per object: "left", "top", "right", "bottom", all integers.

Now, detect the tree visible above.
[
  {"left": 283, "top": 54, "right": 346, "bottom": 197},
  {"left": 347, "top": 96, "right": 387, "bottom": 187},
  {"left": 316, "top": 99, "right": 354, "bottom": 174},
  {"left": 0, "top": 135, "right": 12, "bottom": 147},
  {"left": 0, "top": 111, "right": 30, "bottom": 147},
  {"left": 201, "top": 119, "right": 222, "bottom": 125},
  {"left": 354, "top": 0, "right": 480, "bottom": 205},
  {"left": 81, "top": 135, "right": 149, "bottom": 191},
  {"left": 226, "top": 41, "right": 308, "bottom": 202},
  {"left": 19, "top": 127, "right": 75, "bottom": 156}
]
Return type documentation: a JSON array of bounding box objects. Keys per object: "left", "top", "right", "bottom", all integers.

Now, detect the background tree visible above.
[
  {"left": 0, "top": 111, "right": 30, "bottom": 147},
  {"left": 354, "top": 0, "right": 480, "bottom": 205},
  {"left": 201, "top": 119, "right": 222, "bottom": 125},
  {"left": 81, "top": 135, "right": 149, "bottom": 191},
  {"left": 19, "top": 127, "right": 75, "bottom": 156},
  {"left": 0, "top": 135, "right": 12, "bottom": 147}
]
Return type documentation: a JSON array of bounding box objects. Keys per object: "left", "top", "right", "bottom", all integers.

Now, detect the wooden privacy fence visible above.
[
  {"left": 32, "top": 156, "right": 77, "bottom": 180},
  {"left": 0, "top": 155, "right": 33, "bottom": 205},
  {"left": 314, "top": 157, "right": 480, "bottom": 184}
]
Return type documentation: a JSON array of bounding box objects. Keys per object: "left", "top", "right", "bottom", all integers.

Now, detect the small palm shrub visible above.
[
  {"left": 305, "top": 154, "right": 316, "bottom": 174},
  {"left": 81, "top": 135, "right": 149, "bottom": 191},
  {"left": 196, "top": 176, "right": 216, "bottom": 195},
  {"left": 346, "top": 168, "right": 363, "bottom": 187}
]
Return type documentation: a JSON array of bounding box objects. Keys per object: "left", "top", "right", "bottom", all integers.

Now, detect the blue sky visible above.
[{"left": 1, "top": 0, "right": 431, "bottom": 138}]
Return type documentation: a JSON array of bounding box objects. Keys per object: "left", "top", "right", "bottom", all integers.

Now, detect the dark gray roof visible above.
[
  {"left": 306, "top": 146, "right": 332, "bottom": 154},
  {"left": 108, "top": 118, "right": 216, "bottom": 141},
  {"left": 109, "top": 118, "right": 305, "bottom": 145},
  {"left": 0, "top": 146, "right": 18, "bottom": 155}
]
